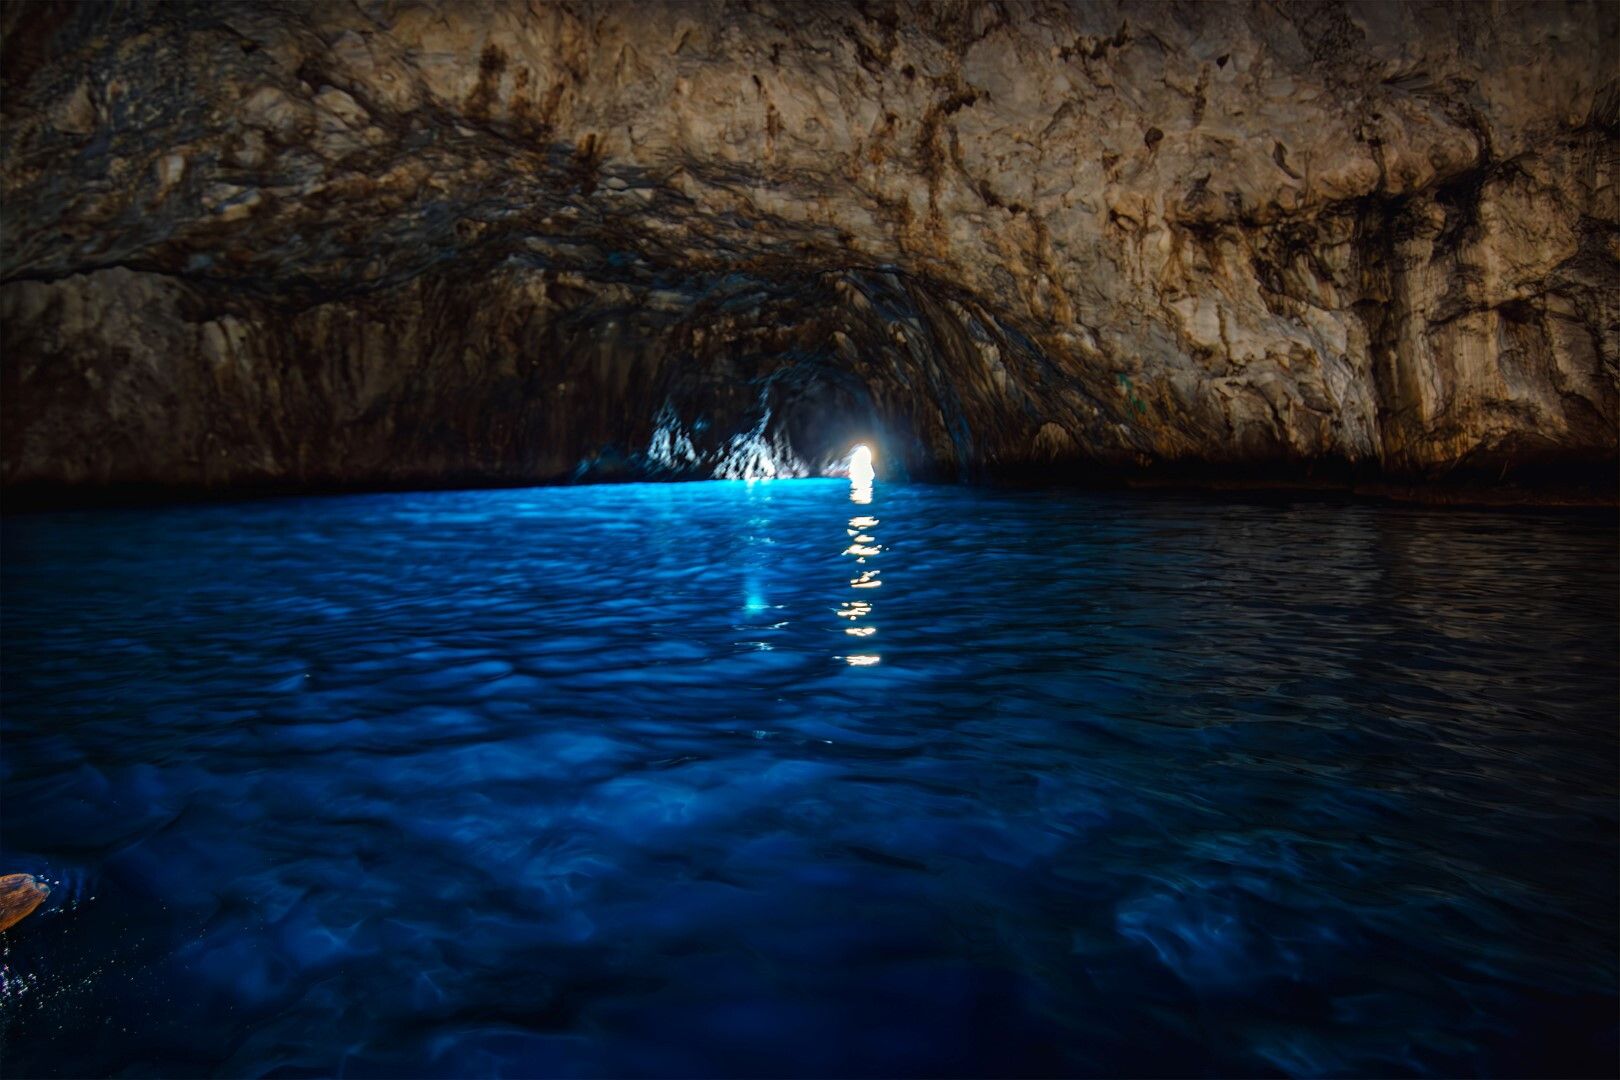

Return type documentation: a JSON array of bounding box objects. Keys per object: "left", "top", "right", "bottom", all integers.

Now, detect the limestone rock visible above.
[{"left": 0, "top": 1, "right": 1615, "bottom": 497}]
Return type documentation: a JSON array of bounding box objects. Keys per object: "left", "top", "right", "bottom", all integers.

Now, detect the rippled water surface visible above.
[{"left": 2, "top": 481, "right": 1616, "bottom": 1077}]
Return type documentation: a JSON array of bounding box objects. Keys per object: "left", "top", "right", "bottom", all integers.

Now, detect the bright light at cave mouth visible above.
[{"left": 848, "top": 444, "right": 875, "bottom": 485}]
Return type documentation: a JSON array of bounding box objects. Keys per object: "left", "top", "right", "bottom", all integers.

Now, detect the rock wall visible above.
[{"left": 2, "top": 0, "right": 1616, "bottom": 497}]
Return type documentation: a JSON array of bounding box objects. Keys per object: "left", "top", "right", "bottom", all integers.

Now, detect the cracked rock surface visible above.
[{"left": 2, "top": 0, "right": 1616, "bottom": 497}]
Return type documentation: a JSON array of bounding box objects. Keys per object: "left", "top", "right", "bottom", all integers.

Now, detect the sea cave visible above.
[{"left": 0, "top": 2, "right": 1616, "bottom": 1076}]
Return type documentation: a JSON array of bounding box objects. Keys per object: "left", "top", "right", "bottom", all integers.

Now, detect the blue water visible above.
[{"left": 1, "top": 481, "right": 1615, "bottom": 1078}]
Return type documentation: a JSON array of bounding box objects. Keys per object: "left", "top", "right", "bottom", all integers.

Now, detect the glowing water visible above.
[{"left": 1, "top": 484, "right": 1615, "bottom": 1076}]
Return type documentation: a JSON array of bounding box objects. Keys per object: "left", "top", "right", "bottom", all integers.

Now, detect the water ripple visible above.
[{"left": 0, "top": 481, "right": 1615, "bottom": 1077}]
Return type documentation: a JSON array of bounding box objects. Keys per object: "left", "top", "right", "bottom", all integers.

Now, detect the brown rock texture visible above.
[
  {"left": 2, "top": 0, "right": 1616, "bottom": 497},
  {"left": 0, "top": 873, "right": 49, "bottom": 932}
]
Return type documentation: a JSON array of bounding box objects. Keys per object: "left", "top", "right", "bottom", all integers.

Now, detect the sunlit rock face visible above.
[{"left": 2, "top": 1, "right": 1616, "bottom": 496}]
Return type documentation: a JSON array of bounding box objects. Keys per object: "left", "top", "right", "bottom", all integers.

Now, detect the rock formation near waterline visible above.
[
  {"left": 2, "top": 1, "right": 1616, "bottom": 497},
  {"left": 0, "top": 873, "right": 49, "bottom": 932}
]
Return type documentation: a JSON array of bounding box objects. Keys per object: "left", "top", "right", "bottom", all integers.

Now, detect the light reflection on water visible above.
[
  {"left": 0, "top": 481, "right": 1615, "bottom": 1077},
  {"left": 840, "top": 476, "right": 881, "bottom": 666}
]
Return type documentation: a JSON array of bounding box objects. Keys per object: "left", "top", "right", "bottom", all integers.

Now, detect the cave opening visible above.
[
  {"left": 623, "top": 269, "right": 1044, "bottom": 487},
  {"left": 1, "top": 2, "right": 1616, "bottom": 1077},
  {"left": 845, "top": 444, "right": 875, "bottom": 484},
  {"left": 768, "top": 369, "right": 885, "bottom": 479}
]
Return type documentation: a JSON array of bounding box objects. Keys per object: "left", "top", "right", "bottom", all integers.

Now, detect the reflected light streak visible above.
[{"left": 840, "top": 451, "right": 882, "bottom": 665}]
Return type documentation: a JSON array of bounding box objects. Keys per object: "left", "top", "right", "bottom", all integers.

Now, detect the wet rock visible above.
[
  {"left": 0, "top": 873, "right": 49, "bottom": 932},
  {"left": 0, "top": 1, "right": 1614, "bottom": 497}
]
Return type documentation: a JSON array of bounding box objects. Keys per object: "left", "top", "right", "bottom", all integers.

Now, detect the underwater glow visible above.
[{"left": 0, "top": 483, "right": 1614, "bottom": 1077}]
